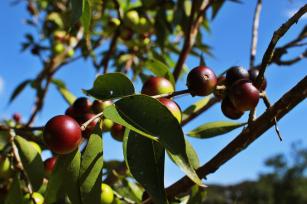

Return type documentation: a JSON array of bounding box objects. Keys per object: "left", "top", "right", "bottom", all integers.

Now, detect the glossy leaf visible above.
[
  {"left": 71, "top": 0, "right": 84, "bottom": 25},
  {"left": 123, "top": 130, "right": 168, "bottom": 204},
  {"left": 81, "top": 0, "right": 91, "bottom": 32},
  {"left": 182, "top": 97, "right": 210, "bottom": 121},
  {"left": 9, "top": 79, "right": 31, "bottom": 103},
  {"left": 80, "top": 122, "right": 103, "bottom": 204},
  {"left": 15, "top": 136, "right": 44, "bottom": 191},
  {"left": 5, "top": 175, "right": 25, "bottom": 204},
  {"left": 83, "top": 73, "right": 135, "bottom": 100},
  {"left": 188, "top": 121, "right": 245, "bottom": 139},
  {"left": 144, "top": 58, "right": 175, "bottom": 86},
  {"left": 105, "top": 95, "right": 203, "bottom": 186},
  {"left": 45, "top": 149, "right": 81, "bottom": 204}
]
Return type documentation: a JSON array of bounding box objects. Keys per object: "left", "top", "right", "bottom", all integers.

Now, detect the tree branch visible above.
[
  {"left": 255, "top": 4, "right": 307, "bottom": 88},
  {"left": 165, "top": 76, "right": 307, "bottom": 199},
  {"left": 249, "top": 0, "right": 262, "bottom": 68}
]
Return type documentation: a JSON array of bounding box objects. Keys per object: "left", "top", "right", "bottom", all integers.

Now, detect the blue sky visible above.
[{"left": 0, "top": 1, "right": 306, "bottom": 186}]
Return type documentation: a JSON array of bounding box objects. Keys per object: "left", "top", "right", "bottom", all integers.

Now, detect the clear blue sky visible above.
[{"left": 0, "top": 1, "right": 306, "bottom": 186}]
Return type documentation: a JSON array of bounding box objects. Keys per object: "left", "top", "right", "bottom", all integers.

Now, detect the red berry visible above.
[
  {"left": 72, "top": 97, "right": 92, "bottom": 115},
  {"left": 221, "top": 97, "right": 244, "bottom": 119},
  {"left": 13, "top": 113, "right": 22, "bottom": 123},
  {"left": 91, "top": 100, "right": 112, "bottom": 114},
  {"left": 65, "top": 106, "right": 76, "bottom": 118},
  {"left": 44, "top": 157, "right": 57, "bottom": 177},
  {"left": 225, "top": 66, "right": 249, "bottom": 85},
  {"left": 186, "top": 66, "right": 217, "bottom": 96},
  {"left": 43, "top": 115, "right": 82, "bottom": 154},
  {"left": 248, "top": 68, "right": 267, "bottom": 90},
  {"left": 229, "top": 80, "right": 260, "bottom": 112},
  {"left": 75, "top": 113, "right": 99, "bottom": 138},
  {"left": 158, "top": 98, "right": 182, "bottom": 123},
  {"left": 141, "top": 77, "right": 174, "bottom": 96},
  {"left": 111, "top": 124, "right": 125, "bottom": 142}
]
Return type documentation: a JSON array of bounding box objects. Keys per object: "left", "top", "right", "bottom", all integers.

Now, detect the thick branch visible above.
[
  {"left": 255, "top": 4, "right": 307, "bottom": 88},
  {"left": 249, "top": 0, "right": 262, "bottom": 68},
  {"left": 165, "top": 76, "right": 307, "bottom": 199}
]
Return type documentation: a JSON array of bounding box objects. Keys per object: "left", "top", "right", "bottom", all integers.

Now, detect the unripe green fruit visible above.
[
  {"left": 24, "top": 192, "right": 44, "bottom": 204},
  {"left": 109, "top": 18, "right": 121, "bottom": 27},
  {"left": 29, "top": 141, "right": 42, "bottom": 154},
  {"left": 141, "top": 77, "right": 174, "bottom": 96},
  {"left": 53, "top": 43, "right": 65, "bottom": 54},
  {"left": 124, "top": 10, "right": 139, "bottom": 27},
  {"left": 67, "top": 49, "right": 75, "bottom": 57},
  {"left": 158, "top": 98, "right": 182, "bottom": 123},
  {"left": 103, "top": 119, "right": 114, "bottom": 132},
  {"left": 39, "top": 0, "right": 48, "bottom": 10},
  {"left": 0, "top": 157, "right": 12, "bottom": 179},
  {"left": 53, "top": 31, "right": 66, "bottom": 41},
  {"left": 101, "top": 183, "right": 114, "bottom": 204},
  {"left": 138, "top": 17, "right": 151, "bottom": 33}
]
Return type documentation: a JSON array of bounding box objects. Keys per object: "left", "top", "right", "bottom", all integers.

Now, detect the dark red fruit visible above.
[
  {"left": 13, "top": 113, "right": 22, "bottom": 123},
  {"left": 72, "top": 97, "right": 92, "bottom": 115},
  {"left": 186, "top": 65, "right": 217, "bottom": 96},
  {"left": 76, "top": 113, "right": 99, "bottom": 138},
  {"left": 111, "top": 124, "right": 125, "bottom": 142},
  {"left": 43, "top": 115, "right": 82, "bottom": 154},
  {"left": 141, "top": 77, "right": 174, "bottom": 96},
  {"left": 44, "top": 157, "right": 57, "bottom": 177},
  {"left": 92, "top": 100, "right": 112, "bottom": 114},
  {"left": 248, "top": 68, "right": 267, "bottom": 90},
  {"left": 158, "top": 98, "right": 182, "bottom": 123},
  {"left": 229, "top": 80, "right": 260, "bottom": 112},
  {"left": 221, "top": 97, "right": 244, "bottom": 119},
  {"left": 225, "top": 66, "right": 249, "bottom": 85},
  {"left": 65, "top": 106, "right": 76, "bottom": 118}
]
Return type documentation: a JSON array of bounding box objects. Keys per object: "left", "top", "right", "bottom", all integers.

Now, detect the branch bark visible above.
[{"left": 165, "top": 75, "right": 307, "bottom": 199}]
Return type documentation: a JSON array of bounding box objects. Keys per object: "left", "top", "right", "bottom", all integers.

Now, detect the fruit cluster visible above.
[{"left": 52, "top": 31, "right": 76, "bottom": 57}]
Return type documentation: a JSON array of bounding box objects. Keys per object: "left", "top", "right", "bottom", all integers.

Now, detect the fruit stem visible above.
[
  {"left": 152, "top": 89, "right": 190, "bottom": 99},
  {"left": 80, "top": 112, "right": 104, "bottom": 131},
  {"left": 113, "top": 190, "right": 136, "bottom": 204}
]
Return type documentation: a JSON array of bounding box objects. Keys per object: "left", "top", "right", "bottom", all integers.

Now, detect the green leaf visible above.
[
  {"left": 71, "top": 0, "right": 84, "bottom": 25},
  {"left": 15, "top": 136, "right": 44, "bottom": 191},
  {"left": 9, "top": 79, "right": 31, "bottom": 103},
  {"left": 45, "top": 149, "right": 81, "bottom": 204},
  {"left": 5, "top": 175, "right": 25, "bottom": 204},
  {"left": 80, "top": 122, "right": 103, "bottom": 204},
  {"left": 105, "top": 95, "right": 203, "bottom": 186},
  {"left": 52, "top": 79, "right": 76, "bottom": 105},
  {"left": 83, "top": 73, "right": 135, "bottom": 100},
  {"left": 123, "top": 130, "right": 168, "bottom": 204},
  {"left": 167, "top": 139, "right": 200, "bottom": 170},
  {"left": 182, "top": 97, "right": 211, "bottom": 121},
  {"left": 188, "top": 121, "right": 245, "bottom": 139},
  {"left": 144, "top": 58, "right": 175, "bottom": 86},
  {"left": 211, "top": 0, "right": 225, "bottom": 20},
  {"left": 81, "top": 0, "right": 92, "bottom": 32},
  {"left": 0, "top": 131, "right": 10, "bottom": 151}
]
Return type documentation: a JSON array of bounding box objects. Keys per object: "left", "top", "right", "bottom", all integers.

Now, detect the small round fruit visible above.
[
  {"left": 221, "top": 97, "right": 244, "bottom": 119},
  {"left": 109, "top": 18, "right": 121, "bottom": 27},
  {"left": 102, "top": 119, "right": 114, "bottom": 132},
  {"left": 24, "top": 192, "right": 44, "bottom": 204},
  {"left": 101, "top": 183, "right": 114, "bottom": 204},
  {"left": 229, "top": 80, "right": 260, "bottom": 112},
  {"left": 73, "top": 97, "right": 92, "bottom": 115},
  {"left": 53, "top": 43, "right": 65, "bottom": 54},
  {"left": 67, "top": 49, "right": 75, "bottom": 57},
  {"left": 0, "top": 157, "right": 12, "bottom": 179},
  {"left": 124, "top": 10, "right": 139, "bottom": 27},
  {"left": 158, "top": 98, "right": 182, "bottom": 123},
  {"left": 65, "top": 106, "right": 76, "bottom": 118},
  {"left": 111, "top": 124, "right": 125, "bottom": 142},
  {"left": 248, "top": 68, "right": 267, "bottom": 90},
  {"left": 44, "top": 157, "right": 57, "bottom": 178},
  {"left": 13, "top": 113, "right": 22, "bottom": 123},
  {"left": 76, "top": 113, "right": 99, "bottom": 138},
  {"left": 186, "top": 65, "right": 217, "bottom": 96},
  {"left": 29, "top": 141, "right": 42, "bottom": 154},
  {"left": 141, "top": 77, "right": 174, "bottom": 96},
  {"left": 225, "top": 66, "right": 249, "bottom": 85},
  {"left": 92, "top": 100, "right": 112, "bottom": 114},
  {"left": 43, "top": 115, "right": 82, "bottom": 154}
]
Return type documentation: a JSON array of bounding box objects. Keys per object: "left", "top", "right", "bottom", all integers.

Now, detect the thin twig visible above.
[
  {"left": 113, "top": 191, "right": 136, "bottom": 204},
  {"left": 163, "top": 76, "right": 307, "bottom": 200},
  {"left": 255, "top": 4, "right": 307, "bottom": 88},
  {"left": 80, "top": 112, "right": 104, "bottom": 131},
  {"left": 249, "top": 0, "right": 262, "bottom": 68},
  {"left": 151, "top": 89, "right": 190, "bottom": 99}
]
